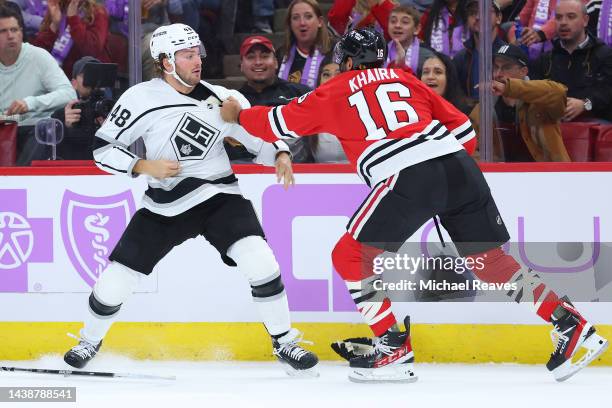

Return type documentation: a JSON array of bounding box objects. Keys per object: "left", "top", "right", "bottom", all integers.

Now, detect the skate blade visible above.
[
  {"left": 348, "top": 364, "right": 418, "bottom": 384},
  {"left": 552, "top": 332, "right": 609, "bottom": 382},
  {"left": 280, "top": 363, "right": 320, "bottom": 378}
]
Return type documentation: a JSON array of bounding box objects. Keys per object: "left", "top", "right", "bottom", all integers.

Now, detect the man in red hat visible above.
[
  {"left": 226, "top": 35, "right": 315, "bottom": 162},
  {"left": 238, "top": 35, "right": 311, "bottom": 111}
]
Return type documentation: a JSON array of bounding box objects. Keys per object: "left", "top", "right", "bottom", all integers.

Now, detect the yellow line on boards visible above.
[{"left": 0, "top": 322, "right": 609, "bottom": 365}]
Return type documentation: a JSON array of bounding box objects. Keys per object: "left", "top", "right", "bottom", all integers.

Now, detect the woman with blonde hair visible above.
[
  {"left": 31, "top": 0, "right": 111, "bottom": 77},
  {"left": 277, "top": 0, "right": 332, "bottom": 88}
]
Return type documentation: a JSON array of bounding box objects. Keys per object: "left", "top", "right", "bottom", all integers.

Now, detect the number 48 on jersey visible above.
[{"left": 108, "top": 105, "right": 132, "bottom": 128}]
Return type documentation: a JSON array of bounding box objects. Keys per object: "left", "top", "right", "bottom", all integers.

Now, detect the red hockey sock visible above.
[
  {"left": 332, "top": 233, "right": 397, "bottom": 336},
  {"left": 466, "top": 247, "right": 561, "bottom": 322},
  {"left": 534, "top": 290, "right": 561, "bottom": 322}
]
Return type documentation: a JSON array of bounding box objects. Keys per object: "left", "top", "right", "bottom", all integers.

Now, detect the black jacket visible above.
[
  {"left": 531, "top": 33, "right": 612, "bottom": 121},
  {"left": 238, "top": 78, "right": 311, "bottom": 107},
  {"left": 226, "top": 78, "right": 313, "bottom": 162},
  {"left": 51, "top": 106, "right": 97, "bottom": 160}
]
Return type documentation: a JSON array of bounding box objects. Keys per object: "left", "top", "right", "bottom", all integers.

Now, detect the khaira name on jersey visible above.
[{"left": 349, "top": 69, "right": 400, "bottom": 92}]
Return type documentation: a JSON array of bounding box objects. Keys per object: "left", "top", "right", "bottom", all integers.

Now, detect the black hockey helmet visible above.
[{"left": 333, "top": 27, "right": 387, "bottom": 69}]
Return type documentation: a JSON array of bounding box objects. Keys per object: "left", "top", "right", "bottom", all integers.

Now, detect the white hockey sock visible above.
[
  {"left": 79, "top": 262, "right": 141, "bottom": 344},
  {"left": 227, "top": 236, "right": 292, "bottom": 336},
  {"left": 254, "top": 291, "right": 291, "bottom": 337},
  {"left": 81, "top": 310, "right": 117, "bottom": 345}
]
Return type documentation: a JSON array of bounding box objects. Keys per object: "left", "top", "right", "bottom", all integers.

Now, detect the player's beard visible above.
[
  {"left": 179, "top": 72, "right": 199, "bottom": 87},
  {"left": 175, "top": 65, "right": 200, "bottom": 87}
]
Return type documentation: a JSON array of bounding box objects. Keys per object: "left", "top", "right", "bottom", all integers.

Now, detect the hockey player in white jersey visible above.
[{"left": 63, "top": 23, "right": 318, "bottom": 376}]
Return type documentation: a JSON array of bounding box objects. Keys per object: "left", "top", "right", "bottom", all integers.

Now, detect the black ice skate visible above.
[
  {"left": 348, "top": 316, "right": 417, "bottom": 383},
  {"left": 546, "top": 298, "right": 608, "bottom": 382},
  {"left": 272, "top": 328, "right": 319, "bottom": 377},
  {"left": 64, "top": 333, "right": 102, "bottom": 369}
]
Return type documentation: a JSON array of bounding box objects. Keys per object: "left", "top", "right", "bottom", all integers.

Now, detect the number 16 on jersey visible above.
[{"left": 348, "top": 83, "right": 420, "bottom": 141}]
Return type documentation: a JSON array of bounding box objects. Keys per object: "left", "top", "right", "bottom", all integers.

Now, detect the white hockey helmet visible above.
[
  {"left": 150, "top": 24, "right": 205, "bottom": 88},
  {"left": 150, "top": 23, "right": 206, "bottom": 65}
]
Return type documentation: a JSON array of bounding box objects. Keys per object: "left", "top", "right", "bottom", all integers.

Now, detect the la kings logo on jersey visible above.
[{"left": 170, "top": 112, "right": 220, "bottom": 161}]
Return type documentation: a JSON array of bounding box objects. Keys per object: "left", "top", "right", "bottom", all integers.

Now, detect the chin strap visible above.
[{"left": 164, "top": 61, "right": 195, "bottom": 89}]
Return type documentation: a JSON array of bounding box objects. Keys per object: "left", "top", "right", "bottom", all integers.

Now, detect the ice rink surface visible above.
[{"left": 0, "top": 356, "right": 611, "bottom": 408}]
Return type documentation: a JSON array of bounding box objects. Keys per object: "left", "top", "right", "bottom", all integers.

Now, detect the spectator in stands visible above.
[
  {"left": 498, "top": 0, "right": 525, "bottom": 23},
  {"left": 104, "top": 0, "right": 130, "bottom": 77},
  {"left": 141, "top": 0, "right": 183, "bottom": 33},
  {"left": 106, "top": 0, "right": 139, "bottom": 40},
  {"left": 453, "top": 0, "right": 506, "bottom": 100},
  {"left": 531, "top": 0, "right": 612, "bottom": 122},
  {"left": 384, "top": 4, "right": 434, "bottom": 74},
  {"left": 30, "top": 0, "right": 111, "bottom": 78},
  {"left": 230, "top": 35, "right": 313, "bottom": 162},
  {"left": 0, "top": 3, "right": 75, "bottom": 164},
  {"left": 252, "top": 0, "right": 275, "bottom": 34},
  {"left": 470, "top": 44, "right": 571, "bottom": 161},
  {"left": 277, "top": 0, "right": 332, "bottom": 88},
  {"left": 0, "top": 1, "right": 18, "bottom": 14},
  {"left": 319, "top": 59, "right": 341, "bottom": 82},
  {"left": 7, "top": 0, "right": 47, "bottom": 39},
  {"left": 239, "top": 36, "right": 311, "bottom": 106},
  {"left": 506, "top": 0, "right": 559, "bottom": 61},
  {"left": 194, "top": 1, "right": 225, "bottom": 79},
  {"left": 139, "top": 1, "right": 224, "bottom": 79},
  {"left": 586, "top": 0, "right": 612, "bottom": 47},
  {"left": 420, "top": 51, "right": 473, "bottom": 114},
  {"left": 51, "top": 56, "right": 102, "bottom": 160},
  {"left": 131, "top": 0, "right": 185, "bottom": 81},
  {"left": 398, "top": 0, "right": 433, "bottom": 13},
  {"left": 419, "top": 0, "right": 469, "bottom": 58},
  {"left": 327, "top": 0, "right": 395, "bottom": 39},
  {"left": 308, "top": 58, "right": 348, "bottom": 162},
  {"left": 177, "top": 0, "right": 218, "bottom": 33}
]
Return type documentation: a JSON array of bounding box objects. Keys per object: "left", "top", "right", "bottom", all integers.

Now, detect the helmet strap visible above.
[{"left": 163, "top": 60, "right": 196, "bottom": 89}]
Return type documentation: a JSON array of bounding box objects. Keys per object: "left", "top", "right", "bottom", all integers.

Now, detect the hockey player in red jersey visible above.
[{"left": 221, "top": 28, "right": 608, "bottom": 383}]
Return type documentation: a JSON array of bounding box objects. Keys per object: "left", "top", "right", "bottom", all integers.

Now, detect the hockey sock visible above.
[
  {"left": 466, "top": 247, "right": 561, "bottom": 322},
  {"left": 82, "top": 292, "right": 119, "bottom": 344},
  {"left": 81, "top": 262, "right": 142, "bottom": 343},
  {"left": 332, "top": 233, "right": 397, "bottom": 336},
  {"left": 227, "top": 236, "right": 291, "bottom": 337},
  {"left": 251, "top": 277, "right": 292, "bottom": 336}
]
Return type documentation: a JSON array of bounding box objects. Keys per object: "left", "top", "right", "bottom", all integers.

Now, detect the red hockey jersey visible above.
[{"left": 238, "top": 68, "right": 476, "bottom": 187}]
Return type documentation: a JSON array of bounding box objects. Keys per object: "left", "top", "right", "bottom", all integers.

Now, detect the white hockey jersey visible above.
[{"left": 94, "top": 78, "right": 289, "bottom": 217}]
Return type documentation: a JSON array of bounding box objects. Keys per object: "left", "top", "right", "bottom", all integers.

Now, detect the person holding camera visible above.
[{"left": 51, "top": 56, "right": 103, "bottom": 159}]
